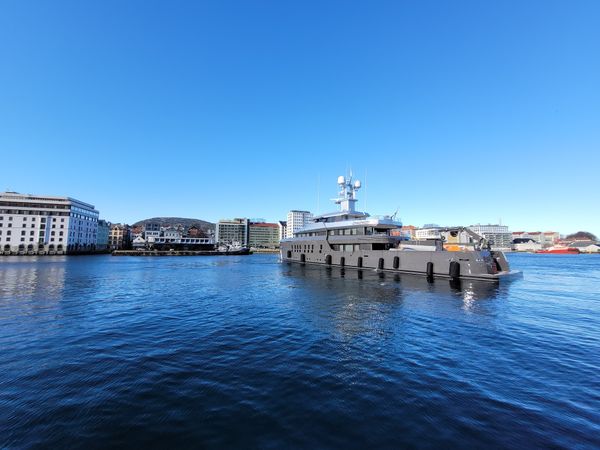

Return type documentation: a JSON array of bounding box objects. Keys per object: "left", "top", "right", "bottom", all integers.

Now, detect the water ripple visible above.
[{"left": 0, "top": 254, "right": 599, "bottom": 448}]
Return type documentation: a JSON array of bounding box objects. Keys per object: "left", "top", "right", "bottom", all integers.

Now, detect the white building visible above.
[
  {"left": 469, "top": 224, "right": 512, "bottom": 251},
  {"left": 415, "top": 227, "right": 442, "bottom": 240},
  {"left": 278, "top": 221, "right": 287, "bottom": 242},
  {"left": 512, "top": 238, "right": 542, "bottom": 252},
  {"left": 568, "top": 241, "right": 600, "bottom": 253},
  {"left": 0, "top": 191, "right": 99, "bottom": 254},
  {"left": 512, "top": 231, "right": 559, "bottom": 247},
  {"left": 285, "top": 210, "right": 312, "bottom": 238}
]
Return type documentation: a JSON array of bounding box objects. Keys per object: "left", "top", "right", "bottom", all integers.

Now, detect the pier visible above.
[{"left": 112, "top": 249, "right": 252, "bottom": 257}]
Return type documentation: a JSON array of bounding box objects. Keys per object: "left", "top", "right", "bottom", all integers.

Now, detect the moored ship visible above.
[
  {"left": 280, "top": 174, "right": 521, "bottom": 282},
  {"left": 535, "top": 246, "right": 580, "bottom": 254}
]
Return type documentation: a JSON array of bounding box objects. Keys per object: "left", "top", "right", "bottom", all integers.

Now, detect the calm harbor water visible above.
[{"left": 1, "top": 253, "right": 599, "bottom": 448}]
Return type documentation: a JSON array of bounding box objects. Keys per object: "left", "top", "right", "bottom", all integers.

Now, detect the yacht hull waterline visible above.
[
  {"left": 280, "top": 247, "right": 521, "bottom": 281},
  {"left": 280, "top": 174, "right": 521, "bottom": 282}
]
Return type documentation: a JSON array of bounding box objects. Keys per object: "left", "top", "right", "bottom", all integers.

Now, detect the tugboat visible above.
[{"left": 280, "top": 174, "right": 521, "bottom": 282}]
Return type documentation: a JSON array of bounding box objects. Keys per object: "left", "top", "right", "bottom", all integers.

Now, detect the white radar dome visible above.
[
  {"left": 337, "top": 176, "right": 346, "bottom": 185},
  {"left": 354, "top": 180, "right": 361, "bottom": 189}
]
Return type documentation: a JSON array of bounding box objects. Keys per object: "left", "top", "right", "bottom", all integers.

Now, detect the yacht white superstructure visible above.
[{"left": 280, "top": 174, "right": 520, "bottom": 282}]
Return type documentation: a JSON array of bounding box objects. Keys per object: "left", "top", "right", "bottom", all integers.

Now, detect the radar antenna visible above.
[{"left": 334, "top": 173, "right": 361, "bottom": 212}]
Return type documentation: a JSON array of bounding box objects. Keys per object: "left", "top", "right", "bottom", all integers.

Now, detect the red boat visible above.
[{"left": 535, "top": 246, "right": 580, "bottom": 254}]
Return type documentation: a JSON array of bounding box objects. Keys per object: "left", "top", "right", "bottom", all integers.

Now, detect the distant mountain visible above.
[{"left": 133, "top": 217, "right": 214, "bottom": 231}]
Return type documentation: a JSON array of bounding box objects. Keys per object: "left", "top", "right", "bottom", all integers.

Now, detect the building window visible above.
[
  {"left": 30, "top": 231, "right": 34, "bottom": 235},
  {"left": 20, "top": 237, "right": 25, "bottom": 242},
  {"left": 21, "top": 230, "right": 25, "bottom": 236}
]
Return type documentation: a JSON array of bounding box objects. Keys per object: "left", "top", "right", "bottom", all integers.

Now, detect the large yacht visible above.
[{"left": 280, "top": 175, "right": 520, "bottom": 282}]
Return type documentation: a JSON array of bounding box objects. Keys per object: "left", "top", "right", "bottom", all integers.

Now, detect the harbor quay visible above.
[{"left": 1, "top": 190, "right": 598, "bottom": 256}]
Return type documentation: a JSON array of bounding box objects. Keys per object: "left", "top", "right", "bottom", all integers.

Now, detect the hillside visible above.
[
  {"left": 133, "top": 217, "right": 215, "bottom": 231},
  {"left": 566, "top": 231, "right": 597, "bottom": 241}
]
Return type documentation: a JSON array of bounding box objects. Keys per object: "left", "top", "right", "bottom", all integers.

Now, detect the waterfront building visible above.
[
  {"left": 469, "top": 224, "right": 512, "bottom": 251},
  {"left": 285, "top": 210, "right": 313, "bottom": 239},
  {"left": 512, "top": 231, "right": 559, "bottom": 247},
  {"left": 414, "top": 226, "right": 472, "bottom": 250},
  {"left": 512, "top": 238, "right": 542, "bottom": 252},
  {"left": 187, "top": 225, "right": 207, "bottom": 238},
  {"left": 216, "top": 218, "right": 249, "bottom": 246},
  {"left": 248, "top": 222, "right": 280, "bottom": 248},
  {"left": 130, "top": 225, "right": 143, "bottom": 239},
  {"left": 132, "top": 236, "right": 146, "bottom": 249},
  {"left": 0, "top": 191, "right": 99, "bottom": 254},
  {"left": 97, "top": 219, "right": 111, "bottom": 251},
  {"left": 568, "top": 240, "right": 600, "bottom": 253},
  {"left": 390, "top": 225, "right": 416, "bottom": 239},
  {"left": 109, "top": 224, "right": 131, "bottom": 250},
  {"left": 415, "top": 227, "right": 442, "bottom": 240},
  {"left": 150, "top": 229, "right": 213, "bottom": 249},
  {"left": 278, "top": 221, "right": 287, "bottom": 242},
  {"left": 401, "top": 225, "right": 417, "bottom": 240},
  {"left": 143, "top": 222, "right": 161, "bottom": 243}
]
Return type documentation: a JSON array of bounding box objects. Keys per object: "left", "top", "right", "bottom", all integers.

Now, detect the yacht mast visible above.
[{"left": 334, "top": 174, "right": 361, "bottom": 213}]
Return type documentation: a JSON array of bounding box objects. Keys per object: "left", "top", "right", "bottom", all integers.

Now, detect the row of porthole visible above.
[
  {"left": 291, "top": 253, "right": 461, "bottom": 279},
  {"left": 291, "top": 253, "right": 401, "bottom": 270}
]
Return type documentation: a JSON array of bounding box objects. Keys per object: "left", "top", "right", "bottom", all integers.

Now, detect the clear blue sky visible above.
[{"left": 1, "top": 1, "right": 598, "bottom": 236}]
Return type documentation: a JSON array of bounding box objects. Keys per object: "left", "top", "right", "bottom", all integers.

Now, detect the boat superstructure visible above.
[{"left": 280, "top": 174, "right": 520, "bottom": 282}]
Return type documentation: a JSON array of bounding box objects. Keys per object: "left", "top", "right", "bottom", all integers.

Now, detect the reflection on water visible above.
[
  {"left": 282, "top": 262, "right": 501, "bottom": 302},
  {"left": 280, "top": 263, "right": 506, "bottom": 341},
  {"left": 0, "top": 256, "right": 67, "bottom": 301}
]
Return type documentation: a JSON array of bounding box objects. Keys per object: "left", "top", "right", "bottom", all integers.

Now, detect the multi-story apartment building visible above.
[
  {"left": 97, "top": 219, "right": 111, "bottom": 251},
  {"left": 0, "top": 191, "right": 99, "bottom": 254},
  {"left": 285, "top": 210, "right": 312, "bottom": 239},
  {"left": 215, "top": 218, "right": 249, "bottom": 246},
  {"left": 278, "top": 221, "right": 287, "bottom": 242},
  {"left": 109, "top": 223, "right": 131, "bottom": 250},
  {"left": 248, "top": 222, "right": 280, "bottom": 248},
  {"left": 468, "top": 224, "right": 512, "bottom": 251}
]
